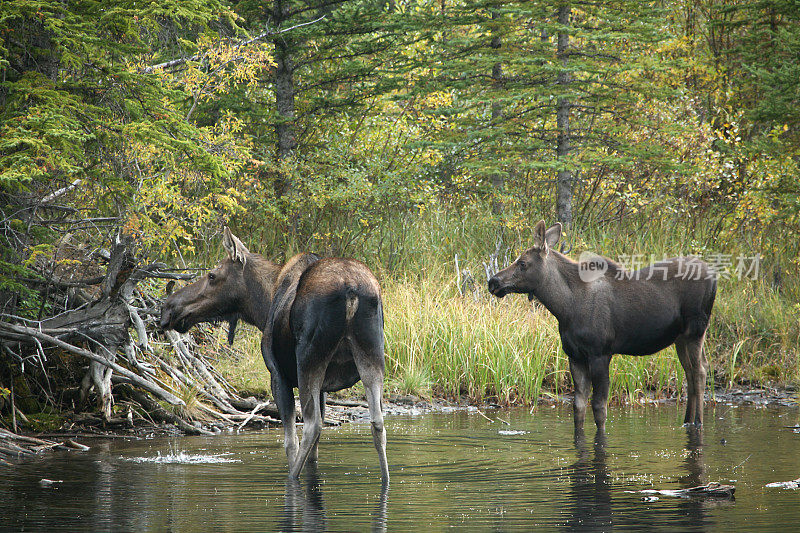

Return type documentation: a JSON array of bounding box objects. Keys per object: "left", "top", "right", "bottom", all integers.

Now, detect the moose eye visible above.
[
  {"left": 518, "top": 260, "right": 528, "bottom": 271},
  {"left": 208, "top": 272, "right": 216, "bottom": 281}
]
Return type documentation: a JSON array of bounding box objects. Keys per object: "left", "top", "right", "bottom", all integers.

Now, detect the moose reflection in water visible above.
[
  {"left": 282, "top": 463, "right": 390, "bottom": 533},
  {"left": 563, "top": 426, "right": 720, "bottom": 531},
  {"left": 564, "top": 432, "right": 612, "bottom": 531},
  {"left": 488, "top": 220, "right": 717, "bottom": 432},
  {"left": 160, "top": 227, "right": 389, "bottom": 481}
]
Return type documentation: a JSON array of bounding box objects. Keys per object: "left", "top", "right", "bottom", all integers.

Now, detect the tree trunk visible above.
[
  {"left": 273, "top": 1, "right": 297, "bottom": 176},
  {"left": 556, "top": 3, "right": 573, "bottom": 229},
  {"left": 490, "top": 10, "right": 504, "bottom": 216},
  {"left": 275, "top": 41, "right": 296, "bottom": 162}
]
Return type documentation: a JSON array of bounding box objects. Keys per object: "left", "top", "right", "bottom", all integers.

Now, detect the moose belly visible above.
[
  {"left": 323, "top": 360, "right": 360, "bottom": 392},
  {"left": 614, "top": 318, "right": 683, "bottom": 356}
]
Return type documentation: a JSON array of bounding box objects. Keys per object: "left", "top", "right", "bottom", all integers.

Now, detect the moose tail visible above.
[{"left": 344, "top": 289, "right": 359, "bottom": 322}]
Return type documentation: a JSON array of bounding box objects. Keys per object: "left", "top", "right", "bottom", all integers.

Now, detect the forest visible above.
[{"left": 1, "top": 0, "right": 798, "bottom": 434}]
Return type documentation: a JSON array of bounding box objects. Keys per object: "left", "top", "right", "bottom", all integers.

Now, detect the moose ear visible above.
[
  {"left": 532, "top": 220, "right": 547, "bottom": 248},
  {"left": 222, "top": 226, "right": 249, "bottom": 264},
  {"left": 544, "top": 223, "right": 562, "bottom": 249}
]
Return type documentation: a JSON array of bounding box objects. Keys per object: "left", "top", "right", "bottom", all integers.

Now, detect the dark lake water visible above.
[{"left": 2, "top": 402, "right": 799, "bottom": 531}]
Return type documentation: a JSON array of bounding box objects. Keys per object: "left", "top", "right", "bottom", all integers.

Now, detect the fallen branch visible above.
[
  {"left": 636, "top": 482, "right": 736, "bottom": 499},
  {"left": 237, "top": 401, "right": 270, "bottom": 430},
  {"left": 325, "top": 398, "right": 368, "bottom": 408},
  {"left": 0, "top": 321, "right": 184, "bottom": 406},
  {"left": 117, "top": 385, "right": 213, "bottom": 436},
  {"left": 0, "top": 427, "right": 90, "bottom": 459}
]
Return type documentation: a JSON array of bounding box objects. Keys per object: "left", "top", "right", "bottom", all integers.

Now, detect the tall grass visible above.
[
  {"left": 211, "top": 206, "right": 799, "bottom": 405},
  {"left": 382, "top": 275, "right": 564, "bottom": 404}
]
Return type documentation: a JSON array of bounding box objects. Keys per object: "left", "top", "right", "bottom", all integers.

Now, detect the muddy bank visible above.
[
  {"left": 339, "top": 385, "right": 799, "bottom": 424},
  {"left": 711, "top": 386, "right": 798, "bottom": 407}
]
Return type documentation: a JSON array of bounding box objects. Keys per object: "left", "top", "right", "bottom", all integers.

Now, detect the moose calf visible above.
[
  {"left": 488, "top": 221, "right": 716, "bottom": 432},
  {"left": 161, "top": 228, "right": 389, "bottom": 481}
]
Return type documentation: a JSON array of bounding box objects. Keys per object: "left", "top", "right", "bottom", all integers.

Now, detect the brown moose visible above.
[
  {"left": 160, "top": 228, "right": 389, "bottom": 481},
  {"left": 488, "top": 221, "right": 717, "bottom": 433}
]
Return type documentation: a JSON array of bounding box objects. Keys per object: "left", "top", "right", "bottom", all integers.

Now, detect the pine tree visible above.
[
  {"left": 231, "top": 0, "right": 408, "bottom": 196},
  {"left": 0, "top": 0, "right": 253, "bottom": 314},
  {"left": 407, "top": 0, "right": 669, "bottom": 227}
]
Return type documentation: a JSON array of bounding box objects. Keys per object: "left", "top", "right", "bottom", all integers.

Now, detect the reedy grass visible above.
[
  {"left": 207, "top": 206, "right": 798, "bottom": 405},
  {"left": 214, "top": 326, "right": 272, "bottom": 398},
  {"left": 381, "top": 275, "right": 564, "bottom": 404}
]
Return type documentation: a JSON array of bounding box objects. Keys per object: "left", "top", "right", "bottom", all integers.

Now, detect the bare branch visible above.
[
  {"left": 0, "top": 321, "right": 185, "bottom": 406},
  {"left": 41, "top": 179, "right": 82, "bottom": 204},
  {"left": 142, "top": 16, "right": 326, "bottom": 74}
]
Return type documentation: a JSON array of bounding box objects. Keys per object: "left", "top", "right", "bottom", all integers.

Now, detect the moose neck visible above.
[
  {"left": 239, "top": 255, "right": 280, "bottom": 331},
  {"left": 530, "top": 251, "right": 579, "bottom": 323}
]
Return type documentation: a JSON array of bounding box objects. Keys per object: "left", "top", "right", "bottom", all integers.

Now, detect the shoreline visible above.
[{"left": 8, "top": 385, "right": 795, "bottom": 445}]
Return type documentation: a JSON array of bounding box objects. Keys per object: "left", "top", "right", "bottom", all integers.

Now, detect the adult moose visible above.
[
  {"left": 160, "top": 228, "right": 389, "bottom": 482},
  {"left": 488, "top": 221, "right": 716, "bottom": 432}
]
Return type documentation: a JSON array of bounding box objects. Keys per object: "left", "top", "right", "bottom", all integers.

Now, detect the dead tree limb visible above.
[
  {"left": 142, "top": 16, "right": 325, "bottom": 74},
  {"left": 0, "top": 322, "right": 184, "bottom": 406}
]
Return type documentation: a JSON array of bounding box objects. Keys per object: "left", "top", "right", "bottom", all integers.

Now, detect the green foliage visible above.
[
  {"left": 396, "top": 1, "right": 673, "bottom": 211},
  {"left": 1, "top": 0, "right": 798, "bottom": 402}
]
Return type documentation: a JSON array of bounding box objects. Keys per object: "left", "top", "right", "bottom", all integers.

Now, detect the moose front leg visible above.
[
  {"left": 588, "top": 355, "right": 612, "bottom": 433},
  {"left": 308, "top": 392, "right": 326, "bottom": 463},
  {"left": 272, "top": 373, "right": 299, "bottom": 464},
  {"left": 569, "top": 358, "right": 591, "bottom": 432},
  {"left": 676, "top": 334, "right": 708, "bottom": 426}
]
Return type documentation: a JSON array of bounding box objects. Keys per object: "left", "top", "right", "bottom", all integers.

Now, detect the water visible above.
[{"left": 2, "top": 403, "right": 799, "bottom": 531}]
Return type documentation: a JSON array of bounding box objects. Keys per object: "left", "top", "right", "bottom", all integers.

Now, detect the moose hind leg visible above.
[
  {"left": 352, "top": 343, "right": 389, "bottom": 483},
  {"left": 569, "top": 357, "right": 591, "bottom": 433},
  {"left": 678, "top": 334, "right": 708, "bottom": 426},
  {"left": 289, "top": 364, "right": 326, "bottom": 479},
  {"left": 589, "top": 355, "right": 612, "bottom": 433}
]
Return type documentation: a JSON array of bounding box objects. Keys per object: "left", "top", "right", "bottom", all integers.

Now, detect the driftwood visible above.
[
  {"left": 765, "top": 478, "right": 800, "bottom": 490},
  {"left": 0, "top": 427, "right": 89, "bottom": 464},
  {"left": 0, "top": 322, "right": 184, "bottom": 406},
  {"left": 325, "top": 398, "right": 369, "bottom": 408},
  {"left": 116, "top": 385, "right": 214, "bottom": 436},
  {"left": 638, "top": 482, "right": 736, "bottom": 499},
  {"left": 0, "top": 232, "right": 282, "bottom": 436}
]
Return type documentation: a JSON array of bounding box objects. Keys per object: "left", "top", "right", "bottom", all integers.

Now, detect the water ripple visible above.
[{"left": 126, "top": 451, "right": 241, "bottom": 464}]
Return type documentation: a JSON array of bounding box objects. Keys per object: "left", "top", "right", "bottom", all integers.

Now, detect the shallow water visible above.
[{"left": 2, "top": 403, "right": 799, "bottom": 531}]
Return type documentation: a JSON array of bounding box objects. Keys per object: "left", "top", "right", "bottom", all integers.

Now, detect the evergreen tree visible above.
[
  {"left": 0, "top": 0, "right": 256, "bottom": 314},
  {"left": 232, "top": 0, "right": 408, "bottom": 194},
  {"left": 408, "top": 0, "right": 668, "bottom": 227}
]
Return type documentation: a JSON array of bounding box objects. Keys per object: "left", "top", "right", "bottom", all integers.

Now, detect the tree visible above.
[
  {"left": 231, "top": 1, "right": 407, "bottom": 196},
  {"left": 0, "top": 0, "right": 261, "bottom": 315},
  {"left": 408, "top": 0, "right": 669, "bottom": 228},
  {"left": 555, "top": 2, "right": 573, "bottom": 228}
]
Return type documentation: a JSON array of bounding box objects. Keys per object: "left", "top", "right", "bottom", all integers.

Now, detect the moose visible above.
[
  {"left": 488, "top": 220, "right": 717, "bottom": 432},
  {"left": 160, "top": 228, "right": 389, "bottom": 482}
]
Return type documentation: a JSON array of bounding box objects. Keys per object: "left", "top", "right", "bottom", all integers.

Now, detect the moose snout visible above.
[
  {"left": 488, "top": 276, "right": 505, "bottom": 298},
  {"left": 159, "top": 305, "right": 173, "bottom": 331}
]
